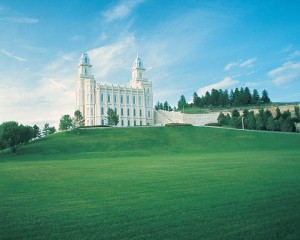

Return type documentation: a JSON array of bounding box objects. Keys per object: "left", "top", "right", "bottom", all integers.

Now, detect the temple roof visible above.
[
  {"left": 132, "top": 53, "right": 144, "bottom": 69},
  {"left": 79, "top": 53, "right": 91, "bottom": 66}
]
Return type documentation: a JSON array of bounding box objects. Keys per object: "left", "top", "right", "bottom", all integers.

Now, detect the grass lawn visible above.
[{"left": 0, "top": 127, "right": 300, "bottom": 239}]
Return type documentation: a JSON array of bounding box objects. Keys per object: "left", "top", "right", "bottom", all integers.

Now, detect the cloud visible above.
[
  {"left": 1, "top": 49, "right": 26, "bottom": 62},
  {"left": 268, "top": 61, "right": 300, "bottom": 86},
  {"left": 0, "top": 53, "right": 77, "bottom": 127},
  {"left": 197, "top": 77, "right": 239, "bottom": 96},
  {"left": 290, "top": 50, "right": 300, "bottom": 58},
  {"left": 239, "top": 58, "right": 256, "bottom": 67},
  {"left": 102, "top": 0, "right": 144, "bottom": 22},
  {"left": 4, "top": 17, "right": 38, "bottom": 23},
  {"left": 88, "top": 35, "right": 136, "bottom": 82},
  {"left": 224, "top": 61, "right": 239, "bottom": 71},
  {"left": 224, "top": 58, "right": 256, "bottom": 71}
]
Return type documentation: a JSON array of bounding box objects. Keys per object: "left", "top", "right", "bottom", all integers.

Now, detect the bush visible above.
[{"left": 165, "top": 123, "right": 193, "bottom": 127}]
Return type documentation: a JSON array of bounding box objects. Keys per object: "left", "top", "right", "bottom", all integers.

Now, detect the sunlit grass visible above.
[{"left": 0, "top": 127, "right": 299, "bottom": 239}]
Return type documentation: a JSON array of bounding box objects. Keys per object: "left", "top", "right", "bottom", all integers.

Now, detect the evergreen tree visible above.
[
  {"left": 163, "top": 101, "right": 169, "bottom": 111},
  {"left": 251, "top": 89, "right": 260, "bottom": 105},
  {"left": 243, "top": 87, "right": 252, "bottom": 105},
  {"left": 193, "top": 92, "right": 201, "bottom": 107},
  {"left": 294, "top": 106, "right": 300, "bottom": 121},
  {"left": 261, "top": 90, "right": 270, "bottom": 104},
  {"left": 231, "top": 109, "right": 240, "bottom": 117},
  {"left": 178, "top": 95, "right": 187, "bottom": 110},
  {"left": 275, "top": 107, "right": 281, "bottom": 120}
]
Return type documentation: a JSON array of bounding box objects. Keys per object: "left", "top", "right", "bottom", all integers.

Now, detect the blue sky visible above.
[{"left": 0, "top": 0, "right": 300, "bottom": 127}]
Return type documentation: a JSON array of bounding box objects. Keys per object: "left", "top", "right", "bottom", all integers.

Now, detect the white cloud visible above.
[
  {"left": 224, "top": 58, "right": 256, "bottom": 71},
  {"left": 0, "top": 54, "right": 77, "bottom": 128},
  {"left": 239, "top": 58, "right": 256, "bottom": 67},
  {"left": 268, "top": 61, "right": 300, "bottom": 86},
  {"left": 224, "top": 61, "right": 239, "bottom": 71},
  {"left": 1, "top": 49, "right": 26, "bottom": 62},
  {"left": 102, "top": 0, "right": 144, "bottom": 22},
  {"left": 4, "top": 17, "right": 38, "bottom": 23},
  {"left": 88, "top": 35, "right": 137, "bottom": 82},
  {"left": 197, "top": 77, "right": 239, "bottom": 96}
]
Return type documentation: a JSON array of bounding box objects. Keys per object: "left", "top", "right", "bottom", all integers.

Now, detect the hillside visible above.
[
  {"left": 1, "top": 127, "right": 300, "bottom": 239},
  {"left": 182, "top": 103, "right": 300, "bottom": 117}
]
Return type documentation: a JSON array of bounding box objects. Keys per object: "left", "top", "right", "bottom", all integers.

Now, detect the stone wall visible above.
[{"left": 154, "top": 110, "right": 218, "bottom": 126}]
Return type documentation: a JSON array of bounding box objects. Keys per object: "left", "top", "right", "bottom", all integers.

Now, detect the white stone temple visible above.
[{"left": 76, "top": 53, "right": 153, "bottom": 127}]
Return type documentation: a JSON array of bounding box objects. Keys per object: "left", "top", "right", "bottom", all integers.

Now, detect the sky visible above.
[{"left": 0, "top": 0, "right": 300, "bottom": 127}]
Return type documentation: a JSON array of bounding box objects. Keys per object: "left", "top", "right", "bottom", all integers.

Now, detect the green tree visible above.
[
  {"left": 217, "top": 113, "right": 226, "bottom": 126},
  {"left": 178, "top": 95, "right": 187, "bottom": 110},
  {"left": 231, "top": 109, "right": 240, "bottom": 117},
  {"left": 0, "top": 121, "right": 21, "bottom": 153},
  {"left": 275, "top": 107, "right": 281, "bottom": 120},
  {"left": 193, "top": 92, "right": 201, "bottom": 107},
  {"left": 261, "top": 90, "right": 270, "bottom": 104},
  {"left": 245, "top": 112, "right": 256, "bottom": 130},
  {"left": 266, "top": 117, "right": 275, "bottom": 131},
  {"left": 242, "top": 87, "right": 252, "bottom": 105},
  {"left": 163, "top": 101, "right": 169, "bottom": 111},
  {"left": 59, "top": 114, "right": 73, "bottom": 131},
  {"left": 294, "top": 106, "right": 300, "bottom": 121},
  {"left": 42, "top": 123, "right": 56, "bottom": 136},
  {"left": 106, "top": 108, "right": 119, "bottom": 126},
  {"left": 281, "top": 117, "right": 295, "bottom": 132},
  {"left": 49, "top": 127, "right": 56, "bottom": 134},
  {"left": 73, "top": 110, "right": 85, "bottom": 128},
  {"left": 251, "top": 89, "right": 260, "bottom": 105},
  {"left": 33, "top": 124, "right": 41, "bottom": 138}
]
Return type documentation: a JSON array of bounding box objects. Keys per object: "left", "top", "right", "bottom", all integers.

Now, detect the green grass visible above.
[{"left": 0, "top": 127, "right": 300, "bottom": 239}]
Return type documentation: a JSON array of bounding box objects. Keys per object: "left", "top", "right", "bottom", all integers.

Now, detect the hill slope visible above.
[{"left": 0, "top": 127, "right": 300, "bottom": 239}]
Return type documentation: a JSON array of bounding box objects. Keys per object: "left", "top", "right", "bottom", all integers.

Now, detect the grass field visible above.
[{"left": 0, "top": 127, "right": 300, "bottom": 239}]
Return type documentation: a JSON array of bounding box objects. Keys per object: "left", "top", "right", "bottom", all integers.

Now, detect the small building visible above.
[{"left": 76, "top": 53, "right": 153, "bottom": 127}]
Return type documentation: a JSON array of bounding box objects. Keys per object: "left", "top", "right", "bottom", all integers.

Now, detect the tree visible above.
[
  {"left": 294, "top": 106, "right": 300, "bottom": 121},
  {"left": 266, "top": 117, "right": 275, "bottom": 131},
  {"left": 0, "top": 121, "right": 21, "bottom": 153},
  {"left": 245, "top": 112, "right": 256, "bottom": 130},
  {"left": 193, "top": 92, "right": 201, "bottom": 107},
  {"left": 106, "top": 108, "right": 119, "bottom": 126},
  {"left": 49, "top": 127, "right": 56, "bottom": 134},
  {"left": 73, "top": 110, "right": 85, "bottom": 128},
  {"left": 275, "top": 107, "right": 281, "bottom": 120},
  {"left": 217, "top": 113, "right": 226, "bottom": 125},
  {"left": 59, "top": 114, "right": 73, "bottom": 131},
  {"left": 242, "top": 87, "right": 252, "bottom": 105},
  {"left": 33, "top": 124, "right": 41, "bottom": 139},
  {"left": 261, "top": 90, "right": 270, "bottom": 104},
  {"left": 231, "top": 109, "right": 240, "bottom": 117},
  {"left": 177, "top": 95, "right": 187, "bottom": 110},
  {"left": 163, "top": 101, "right": 169, "bottom": 111},
  {"left": 251, "top": 89, "right": 260, "bottom": 105},
  {"left": 42, "top": 123, "right": 56, "bottom": 136}
]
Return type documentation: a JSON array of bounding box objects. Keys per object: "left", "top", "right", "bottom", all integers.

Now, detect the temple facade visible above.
[{"left": 76, "top": 53, "right": 153, "bottom": 127}]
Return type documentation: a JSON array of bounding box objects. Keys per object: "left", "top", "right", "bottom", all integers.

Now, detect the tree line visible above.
[
  {"left": 154, "top": 101, "right": 173, "bottom": 111},
  {"left": 0, "top": 122, "right": 56, "bottom": 153},
  {"left": 176, "top": 87, "right": 271, "bottom": 110},
  {"left": 216, "top": 106, "right": 300, "bottom": 132}
]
